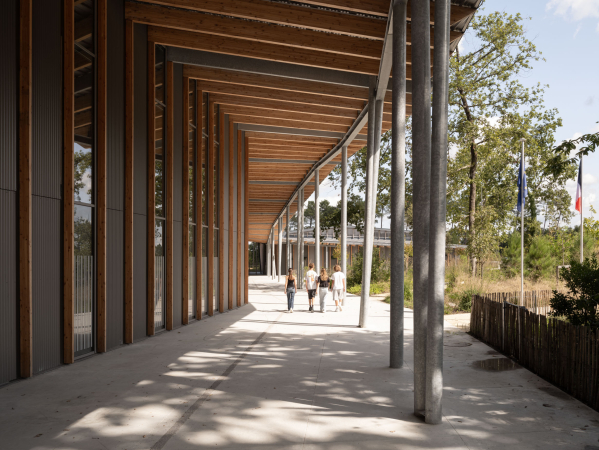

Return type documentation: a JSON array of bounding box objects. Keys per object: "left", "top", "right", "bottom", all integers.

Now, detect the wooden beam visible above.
[
  {"left": 138, "top": 0, "right": 387, "bottom": 39},
  {"left": 124, "top": 20, "right": 134, "bottom": 344},
  {"left": 63, "top": 0, "right": 75, "bottom": 365},
  {"left": 207, "top": 101, "right": 215, "bottom": 316},
  {"left": 196, "top": 87, "right": 203, "bottom": 320},
  {"left": 237, "top": 130, "right": 242, "bottom": 308},
  {"left": 19, "top": 0, "right": 33, "bottom": 378},
  {"left": 127, "top": 2, "right": 382, "bottom": 60},
  {"left": 229, "top": 115, "right": 350, "bottom": 134},
  {"left": 166, "top": 61, "right": 174, "bottom": 330},
  {"left": 218, "top": 110, "right": 225, "bottom": 313},
  {"left": 147, "top": 42, "right": 156, "bottom": 336},
  {"left": 182, "top": 76, "right": 190, "bottom": 325},
  {"left": 148, "top": 26, "right": 381, "bottom": 76},
  {"left": 219, "top": 105, "right": 354, "bottom": 127},
  {"left": 75, "top": 16, "right": 93, "bottom": 42},
  {"left": 244, "top": 132, "right": 340, "bottom": 145},
  {"left": 228, "top": 117, "right": 234, "bottom": 310},
  {"left": 96, "top": 0, "right": 107, "bottom": 353},
  {"left": 244, "top": 134, "right": 249, "bottom": 304}
]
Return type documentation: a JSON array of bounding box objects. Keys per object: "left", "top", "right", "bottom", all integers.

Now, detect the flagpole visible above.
[
  {"left": 580, "top": 155, "right": 583, "bottom": 263},
  {"left": 520, "top": 138, "right": 525, "bottom": 307}
]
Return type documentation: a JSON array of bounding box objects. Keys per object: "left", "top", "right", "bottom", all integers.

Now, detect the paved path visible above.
[{"left": 1, "top": 276, "right": 599, "bottom": 449}]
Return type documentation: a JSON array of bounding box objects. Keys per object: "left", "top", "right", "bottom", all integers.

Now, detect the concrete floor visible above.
[{"left": 2, "top": 276, "right": 599, "bottom": 450}]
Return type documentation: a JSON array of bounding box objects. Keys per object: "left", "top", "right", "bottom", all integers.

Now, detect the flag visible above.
[
  {"left": 517, "top": 159, "right": 527, "bottom": 213},
  {"left": 575, "top": 160, "right": 582, "bottom": 213}
]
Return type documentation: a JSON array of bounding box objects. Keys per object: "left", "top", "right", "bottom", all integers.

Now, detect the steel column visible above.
[
  {"left": 272, "top": 227, "right": 276, "bottom": 279},
  {"left": 315, "top": 169, "right": 320, "bottom": 271},
  {"left": 267, "top": 232, "right": 272, "bottom": 277},
  {"left": 390, "top": 0, "right": 408, "bottom": 370},
  {"left": 299, "top": 189, "right": 305, "bottom": 288},
  {"left": 278, "top": 217, "right": 283, "bottom": 282},
  {"left": 296, "top": 197, "right": 300, "bottom": 279},
  {"left": 412, "top": 0, "right": 432, "bottom": 417},
  {"left": 286, "top": 207, "right": 291, "bottom": 272},
  {"left": 341, "top": 146, "right": 348, "bottom": 278},
  {"left": 426, "top": 0, "right": 450, "bottom": 425}
]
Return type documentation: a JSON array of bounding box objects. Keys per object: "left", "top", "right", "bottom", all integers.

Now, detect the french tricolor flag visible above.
[{"left": 575, "top": 160, "right": 582, "bottom": 213}]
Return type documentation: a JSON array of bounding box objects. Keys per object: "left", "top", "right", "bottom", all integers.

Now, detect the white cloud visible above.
[
  {"left": 546, "top": 0, "right": 599, "bottom": 21},
  {"left": 573, "top": 24, "right": 582, "bottom": 38},
  {"left": 584, "top": 173, "right": 599, "bottom": 185}
]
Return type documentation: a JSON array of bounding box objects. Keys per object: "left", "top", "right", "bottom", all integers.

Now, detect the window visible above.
[
  {"left": 201, "top": 92, "right": 208, "bottom": 315},
  {"left": 188, "top": 80, "right": 197, "bottom": 320}
]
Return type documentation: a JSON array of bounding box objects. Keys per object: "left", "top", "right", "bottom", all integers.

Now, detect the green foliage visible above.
[
  {"left": 525, "top": 235, "right": 556, "bottom": 281},
  {"left": 545, "top": 123, "right": 599, "bottom": 179},
  {"left": 502, "top": 232, "right": 522, "bottom": 277},
  {"left": 347, "top": 247, "right": 388, "bottom": 288},
  {"left": 449, "top": 287, "right": 483, "bottom": 312},
  {"left": 550, "top": 255, "right": 599, "bottom": 329}
]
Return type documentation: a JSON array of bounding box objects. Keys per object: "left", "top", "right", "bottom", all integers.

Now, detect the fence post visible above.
[{"left": 502, "top": 299, "right": 506, "bottom": 352}]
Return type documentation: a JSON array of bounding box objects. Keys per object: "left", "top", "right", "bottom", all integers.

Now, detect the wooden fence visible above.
[
  {"left": 471, "top": 295, "right": 599, "bottom": 412},
  {"left": 477, "top": 290, "right": 557, "bottom": 315}
]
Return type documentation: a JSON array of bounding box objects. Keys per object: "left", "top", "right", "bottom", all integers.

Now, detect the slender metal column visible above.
[
  {"left": 271, "top": 227, "right": 276, "bottom": 279},
  {"left": 341, "top": 146, "right": 348, "bottom": 277},
  {"left": 286, "top": 207, "right": 291, "bottom": 273},
  {"left": 426, "top": 0, "right": 450, "bottom": 425},
  {"left": 412, "top": 0, "right": 432, "bottom": 417},
  {"left": 278, "top": 217, "right": 283, "bottom": 283},
  {"left": 315, "top": 170, "right": 320, "bottom": 271},
  {"left": 391, "top": 0, "right": 408, "bottom": 369},
  {"left": 299, "top": 189, "right": 305, "bottom": 288},
  {"left": 296, "top": 198, "right": 300, "bottom": 279},
  {"left": 267, "top": 232, "right": 271, "bottom": 277},
  {"left": 359, "top": 78, "right": 381, "bottom": 328}
]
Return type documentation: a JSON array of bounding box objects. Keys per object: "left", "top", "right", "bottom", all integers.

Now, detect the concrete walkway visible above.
[{"left": 2, "top": 276, "right": 599, "bottom": 450}]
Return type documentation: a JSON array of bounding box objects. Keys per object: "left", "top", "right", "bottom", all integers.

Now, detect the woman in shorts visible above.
[{"left": 330, "top": 265, "right": 346, "bottom": 312}]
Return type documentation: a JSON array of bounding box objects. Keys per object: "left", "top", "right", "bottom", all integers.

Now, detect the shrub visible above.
[
  {"left": 550, "top": 255, "right": 599, "bottom": 329},
  {"left": 502, "top": 232, "right": 521, "bottom": 278},
  {"left": 449, "top": 287, "right": 482, "bottom": 312},
  {"left": 525, "top": 235, "right": 555, "bottom": 281},
  {"left": 347, "top": 247, "right": 388, "bottom": 287}
]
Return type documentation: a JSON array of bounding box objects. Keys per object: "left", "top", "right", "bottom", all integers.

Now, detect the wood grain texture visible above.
[
  {"left": 63, "top": 0, "right": 75, "bottom": 365},
  {"left": 148, "top": 26, "right": 381, "bottom": 76},
  {"left": 227, "top": 115, "right": 351, "bottom": 134},
  {"left": 124, "top": 19, "right": 134, "bottom": 344},
  {"left": 207, "top": 100, "right": 214, "bottom": 316},
  {"left": 244, "top": 135, "right": 249, "bottom": 303},
  {"left": 218, "top": 110, "right": 225, "bottom": 313},
  {"left": 147, "top": 42, "right": 156, "bottom": 336},
  {"left": 228, "top": 118, "right": 234, "bottom": 310},
  {"left": 166, "top": 61, "right": 174, "bottom": 331},
  {"left": 182, "top": 76, "right": 190, "bottom": 325},
  {"left": 237, "top": 130, "right": 242, "bottom": 307},
  {"left": 96, "top": 0, "right": 107, "bottom": 353},
  {"left": 19, "top": 0, "right": 33, "bottom": 377},
  {"left": 196, "top": 87, "right": 203, "bottom": 319}
]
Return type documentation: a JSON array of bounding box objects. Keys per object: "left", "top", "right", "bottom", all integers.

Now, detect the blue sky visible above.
[{"left": 311, "top": 0, "right": 599, "bottom": 229}]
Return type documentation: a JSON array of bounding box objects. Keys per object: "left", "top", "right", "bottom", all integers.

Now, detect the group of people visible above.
[{"left": 284, "top": 263, "right": 346, "bottom": 313}]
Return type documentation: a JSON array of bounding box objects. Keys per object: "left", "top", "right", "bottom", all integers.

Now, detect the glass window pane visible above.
[
  {"left": 214, "top": 143, "right": 219, "bottom": 227},
  {"left": 74, "top": 142, "right": 93, "bottom": 204},
  {"left": 74, "top": 205, "right": 93, "bottom": 257},
  {"left": 189, "top": 224, "right": 195, "bottom": 257},
  {"left": 202, "top": 135, "right": 207, "bottom": 226},
  {"left": 155, "top": 156, "right": 164, "bottom": 218},
  {"left": 155, "top": 219, "right": 164, "bottom": 257}
]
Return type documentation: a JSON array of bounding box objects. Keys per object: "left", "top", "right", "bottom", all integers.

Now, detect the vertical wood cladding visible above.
[
  {"left": 172, "top": 64, "right": 183, "bottom": 328},
  {"left": 32, "top": 0, "right": 62, "bottom": 200},
  {"left": 32, "top": 196, "right": 62, "bottom": 374},
  {"left": 107, "top": 209, "right": 124, "bottom": 350},
  {"left": 173, "top": 221, "right": 182, "bottom": 329},
  {"left": 107, "top": 0, "right": 125, "bottom": 211},
  {"left": 133, "top": 24, "right": 147, "bottom": 216},
  {"left": 0, "top": 191, "right": 17, "bottom": 385},
  {"left": 133, "top": 213, "right": 147, "bottom": 341},
  {"left": 0, "top": 0, "right": 18, "bottom": 192}
]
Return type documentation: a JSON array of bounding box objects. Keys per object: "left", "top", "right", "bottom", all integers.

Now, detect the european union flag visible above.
[{"left": 517, "top": 159, "right": 527, "bottom": 213}]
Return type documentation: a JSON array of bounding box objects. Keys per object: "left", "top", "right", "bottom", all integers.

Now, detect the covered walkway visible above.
[{"left": 2, "top": 277, "right": 598, "bottom": 449}]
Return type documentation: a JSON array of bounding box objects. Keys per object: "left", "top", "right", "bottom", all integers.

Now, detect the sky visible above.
[{"left": 307, "top": 0, "right": 599, "bottom": 229}]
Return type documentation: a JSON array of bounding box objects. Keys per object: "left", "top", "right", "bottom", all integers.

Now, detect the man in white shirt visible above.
[
  {"left": 305, "top": 262, "right": 318, "bottom": 313},
  {"left": 330, "top": 265, "right": 346, "bottom": 312}
]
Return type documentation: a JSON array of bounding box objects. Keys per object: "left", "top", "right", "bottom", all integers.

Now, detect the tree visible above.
[
  {"left": 545, "top": 124, "right": 599, "bottom": 178},
  {"left": 304, "top": 201, "right": 316, "bottom": 227},
  {"left": 525, "top": 235, "right": 555, "bottom": 281},
  {"left": 448, "top": 10, "right": 571, "bottom": 274}
]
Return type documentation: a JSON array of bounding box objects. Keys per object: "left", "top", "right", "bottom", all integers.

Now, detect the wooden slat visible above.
[
  {"left": 166, "top": 61, "right": 174, "bottom": 330},
  {"left": 244, "top": 132, "right": 340, "bottom": 144},
  {"left": 63, "top": 0, "right": 75, "bottom": 365},
  {"left": 138, "top": 0, "right": 387, "bottom": 39},
  {"left": 75, "top": 16, "right": 93, "bottom": 42},
  {"left": 19, "top": 0, "right": 33, "bottom": 377},
  {"left": 228, "top": 117, "right": 234, "bottom": 310},
  {"left": 147, "top": 42, "right": 156, "bottom": 336},
  {"left": 196, "top": 87, "right": 203, "bottom": 320},
  {"left": 124, "top": 19, "right": 134, "bottom": 344},
  {"left": 229, "top": 115, "right": 350, "bottom": 134},
  {"left": 237, "top": 130, "right": 242, "bottom": 307},
  {"left": 207, "top": 101, "right": 215, "bottom": 316},
  {"left": 244, "top": 135, "right": 249, "bottom": 304},
  {"left": 218, "top": 110, "right": 225, "bottom": 313},
  {"left": 148, "top": 26, "right": 381, "bottom": 76},
  {"left": 182, "top": 76, "right": 190, "bottom": 325},
  {"left": 96, "top": 0, "right": 107, "bottom": 353},
  {"left": 127, "top": 3, "right": 382, "bottom": 59},
  {"left": 220, "top": 105, "right": 354, "bottom": 127}
]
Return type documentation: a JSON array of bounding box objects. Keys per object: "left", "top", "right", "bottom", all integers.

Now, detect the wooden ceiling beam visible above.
[
  {"left": 148, "top": 27, "right": 382, "bottom": 75},
  {"left": 138, "top": 0, "right": 387, "bottom": 39},
  {"left": 127, "top": 3, "right": 383, "bottom": 60},
  {"left": 197, "top": 80, "right": 365, "bottom": 110},
  {"left": 218, "top": 105, "right": 355, "bottom": 127},
  {"left": 75, "top": 16, "right": 93, "bottom": 42},
  {"left": 244, "top": 132, "right": 340, "bottom": 144},
  {"left": 230, "top": 115, "right": 350, "bottom": 134}
]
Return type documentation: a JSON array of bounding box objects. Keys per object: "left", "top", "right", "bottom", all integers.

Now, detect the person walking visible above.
[
  {"left": 316, "top": 268, "right": 330, "bottom": 313},
  {"left": 305, "top": 262, "right": 317, "bottom": 312},
  {"left": 330, "top": 264, "right": 346, "bottom": 312},
  {"left": 284, "top": 268, "right": 297, "bottom": 313}
]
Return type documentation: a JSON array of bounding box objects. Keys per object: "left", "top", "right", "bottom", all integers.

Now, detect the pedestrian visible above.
[
  {"left": 305, "top": 262, "right": 318, "bottom": 313},
  {"left": 330, "top": 264, "right": 346, "bottom": 312},
  {"left": 284, "top": 268, "right": 297, "bottom": 313},
  {"left": 316, "top": 267, "right": 330, "bottom": 313}
]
